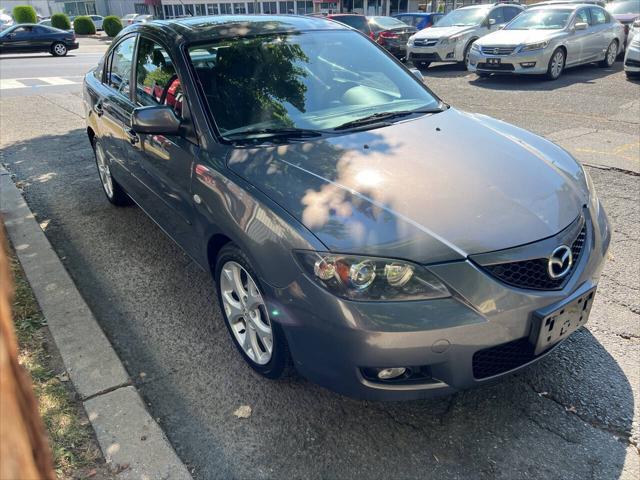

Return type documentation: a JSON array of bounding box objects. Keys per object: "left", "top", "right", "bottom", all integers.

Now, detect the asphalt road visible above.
[
  {"left": 1, "top": 58, "right": 639, "bottom": 479},
  {"left": 0, "top": 36, "right": 107, "bottom": 97}
]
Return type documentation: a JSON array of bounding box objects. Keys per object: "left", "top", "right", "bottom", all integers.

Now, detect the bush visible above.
[
  {"left": 73, "top": 16, "right": 96, "bottom": 35},
  {"left": 50, "top": 13, "right": 71, "bottom": 30},
  {"left": 12, "top": 5, "right": 37, "bottom": 23},
  {"left": 102, "top": 16, "right": 123, "bottom": 38}
]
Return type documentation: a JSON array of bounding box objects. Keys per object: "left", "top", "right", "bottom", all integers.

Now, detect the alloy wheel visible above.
[
  {"left": 606, "top": 42, "right": 617, "bottom": 66},
  {"left": 53, "top": 43, "right": 67, "bottom": 56},
  {"left": 219, "top": 261, "right": 273, "bottom": 365},
  {"left": 95, "top": 142, "right": 114, "bottom": 199},
  {"left": 550, "top": 50, "right": 564, "bottom": 79}
]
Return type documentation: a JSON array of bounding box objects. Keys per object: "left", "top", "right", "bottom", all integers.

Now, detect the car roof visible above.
[
  {"left": 529, "top": 2, "right": 599, "bottom": 9},
  {"left": 393, "top": 12, "right": 438, "bottom": 16},
  {"left": 129, "top": 15, "right": 348, "bottom": 43}
]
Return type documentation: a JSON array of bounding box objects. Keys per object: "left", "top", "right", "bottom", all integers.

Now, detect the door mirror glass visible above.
[
  {"left": 131, "top": 105, "right": 181, "bottom": 135},
  {"left": 633, "top": 19, "right": 640, "bottom": 28},
  {"left": 488, "top": 18, "right": 496, "bottom": 26},
  {"left": 409, "top": 68, "right": 424, "bottom": 81},
  {"left": 574, "top": 22, "right": 588, "bottom": 31}
]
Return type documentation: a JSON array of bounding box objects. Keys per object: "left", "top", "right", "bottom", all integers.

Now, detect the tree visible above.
[
  {"left": 12, "top": 5, "right": 37, "bottom": 24},
  {"left": 102, "top": 16, "right": 123, "bottom": 38},
  {"left": 73, "top": 16, "right": 96, "bottom": 35},
  {"left": 50, "top": 13, "right": 71, "bottom": 30}
]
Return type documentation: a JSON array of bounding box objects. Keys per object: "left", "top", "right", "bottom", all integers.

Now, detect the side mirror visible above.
[
  {"left": 131, "top": 105, "right": 181, "bottom": 135},
  {"left": 488, "top": 18, "right": 496, "bottom": 26},
  {"left": 409, "top": 68, "right": 424, "bottom": 81},
  {"left": 574, "top": 22, "right": 588, "bottom": 31},
  {"left": 633, "top": 19, "right": 640, "bottom": 28}
]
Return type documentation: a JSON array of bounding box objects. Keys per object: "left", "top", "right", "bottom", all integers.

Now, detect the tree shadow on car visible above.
[{"left": 469, "top": 61, "right": 625, "bottom": 92}]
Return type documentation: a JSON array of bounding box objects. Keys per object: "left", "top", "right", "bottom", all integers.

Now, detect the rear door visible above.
[
  {"left": 566, "top": 8, "right": 592, "bottom": 64},
  {"left": 99, "top": 35, "right": 140, "bottom": 193},
  {"left": 589, "top": 7, "right": 612, "bottom": 58},
  {"left": 129, "top": 35, "right": 200, "bottom": 253}
]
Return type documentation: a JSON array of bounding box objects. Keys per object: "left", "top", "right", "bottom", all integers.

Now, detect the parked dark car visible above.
[
  {"left": 84, "top": 15, "right": 609, "bottom": 401},
  {"left": 393, "top": 12, "right": 444, "bottom": 30},
  {"left": 0, "top": 24, "right": 78, "bottom": 56},
  {"left": 327, "top": 14, "right": 417, "bottom": 58}
]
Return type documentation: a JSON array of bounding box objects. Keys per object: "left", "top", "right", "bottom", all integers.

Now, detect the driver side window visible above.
[
  {"left": 488, "top": 7, "right": 505, "bottom": 25},
  {"left": 575, "top": 8, "right": 591, "bottom": 26},
  {"left": 134, "top": 37, "right": 185, "bottom": 119},
  {"left": 106, "top": 36, "right": 136, "bottom": 97}
]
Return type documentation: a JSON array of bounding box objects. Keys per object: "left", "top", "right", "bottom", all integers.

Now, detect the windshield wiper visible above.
[
  {"left": 224, "top": 127, "right": 324, "bottom": 142},
  {"left": 332, "top": 107, "right": 445, "bottom": 131}
]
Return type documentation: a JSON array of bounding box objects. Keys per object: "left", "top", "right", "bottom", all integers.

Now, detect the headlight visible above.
[
  {"left": 520, "top": 41, "right": 549, "bottom": 52},
  {"left": 471, "top": 42, "right": 480, "bottom": 52},
  {"left": 295, "top": 251, "right": 451, "bottom": 301},
  {"left": 440, "top": 34, "right": 463, "bottom": 45}
]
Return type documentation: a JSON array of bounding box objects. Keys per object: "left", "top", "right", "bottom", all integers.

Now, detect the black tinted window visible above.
[
  {"left": 107, "top": 36, "right": 136, "bottom": 96},
  {"left": 503, "top": 7, "right": 522, "bottom": 22},
  {"left": 331, "top": 15, "right": 368, "bottom": 32},
  {"left": 488, "top": 7, "right": 505, "bottom": 24}
]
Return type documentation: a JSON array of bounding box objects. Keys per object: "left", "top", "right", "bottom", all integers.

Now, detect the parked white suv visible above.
[{"left": 407, "top": 2, "right": 524, "bottom": 69}]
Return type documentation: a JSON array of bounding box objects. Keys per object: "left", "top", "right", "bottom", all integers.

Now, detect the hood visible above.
[
  {"left": 227, "top": 109, "right": 588, "bottom": 264},
  {"left": 413, "top": 25, "right": 473, "bottom": 39},
  {"left": 477, "top": 29, "right": 564, "bottom": 46}
]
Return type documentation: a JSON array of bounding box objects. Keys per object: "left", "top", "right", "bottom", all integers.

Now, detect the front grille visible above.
[
  {"left": 483, "top": 223, "right": 587, "bottom": 290},
  {"left": 473, "top": 337, "right": 537, "bottom": 379},
  {"left": 413, "top": 39, "right": 438, "bottom": 47},
  {"left": 480, "top": 46, "right": 516, "bottom": 55},
  {"left": 477, "top": 62, "right": 515, "bottom": 71}
]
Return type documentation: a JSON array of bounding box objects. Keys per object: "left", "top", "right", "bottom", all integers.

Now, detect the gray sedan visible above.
[
  {"left": 469, "top": 4, "right": 625, "bottom": 79},
  {"left": 84, "top": 15, "right": 609, "bottom": 400}
]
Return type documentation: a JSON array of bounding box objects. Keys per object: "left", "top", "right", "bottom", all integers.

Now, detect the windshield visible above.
[
  {"left": 434, "top": 7, "right": 490, "bottom": 27},
  {"left": 506, "top": 8, "right": 572, "bottom": 29},
  {"left": 369, "top": 16, "right": 409, "bottom": 29},
  {"left": 606, "top": 0, "right": 640, "bottom": 14},
  {"left": 188, "top": 30, "right": 440, "bottom": 138}
]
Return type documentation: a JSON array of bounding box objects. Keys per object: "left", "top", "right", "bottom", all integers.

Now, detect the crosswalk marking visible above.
[
  {"left": 40, "top": 77, "right": 77, "bottom": 86},
  {"left": 0, "top": 76, "right": 81, "bottom": 90},
  {"left": 0, "top": 79, "right": 28, "bottom": 90}
]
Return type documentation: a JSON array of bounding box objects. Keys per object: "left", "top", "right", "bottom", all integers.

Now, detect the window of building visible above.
[
  {"left": 295, "top": 1, "right": 313, "bottom": 14},
  {"left": 195, "top": 3, "right": 206, "bottom": 15},
  {"left": 207, "top": 3, "right": 219, "bottom": 14},
  {"left": 278, "top": 1, "right": 294, "bottom": 13},
  {"left": 219, "top": 3, "right": 233, "bottom": 13},
  {"left": 248, "top": 1, "right": 260, "bottom": 13},
  {"left": 233, "top": 2, "right": 247, "bottom": 13},
  {"left": 174, "top": 4, "right": 185, "bottom": 16},
  {"left": 134, "top": 3, "right": 149, "bottom": 14},
  {"left": 262, "top": 1, "right": 277, "bottom": 13},
  {"left": 164, "top": 4, "right": 173, "bottom": 18}
]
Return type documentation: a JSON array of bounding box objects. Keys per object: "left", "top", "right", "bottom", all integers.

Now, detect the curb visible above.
[{"left": 0, "top": 167, "right": 192, "bottom": 480}]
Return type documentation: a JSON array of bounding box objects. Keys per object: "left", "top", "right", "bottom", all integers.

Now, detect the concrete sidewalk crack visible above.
[
  {"left": 82, "top": 380, "right": 132, "bottom": 402},
  {"left": 38, "top": 94, "right": 84, "bottom": 120},
  {"left": 582, "top": 163, "right": 640, "bottom": 177}
]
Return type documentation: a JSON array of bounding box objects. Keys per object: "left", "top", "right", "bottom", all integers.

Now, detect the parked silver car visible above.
[
  {"left": 624, "top": 19, "right": 640, "bottom": 77},
  {"left": 469, "top": 4, "right": 625, "bottom": 79},
  {"left": 407, "top": 2, "right": 524, "bottom": 69}
]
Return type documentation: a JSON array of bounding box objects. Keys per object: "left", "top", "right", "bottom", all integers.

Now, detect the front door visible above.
[
  {"left": 0, "top": 26, "right": 37, "bottom": 53},
  {"left": 566, "top": 8, "right": 593, "bottom": 65},
  {"left": 128, "top": 35, "right": 200, "bottom": 256}
]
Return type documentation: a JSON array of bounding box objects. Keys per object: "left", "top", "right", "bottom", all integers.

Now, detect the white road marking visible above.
[
  {"left": 0, "top": 76, "right": 81, "bottom": 90},
  {"left": 40, "top": 76, "right": 77, "bottom": 86},
  {"left": 0, "top": 79, "right": 28, "bottom": 90}
]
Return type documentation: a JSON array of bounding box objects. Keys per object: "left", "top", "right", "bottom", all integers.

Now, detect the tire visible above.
[
  {"left": 51, "top": 42, "right": 68, "bottom": 57},
  {"left": 626, "top": 71, "right": 640, "bottom": 80},
  {"left": 546, "top": 47, "right": 565, "bottom": 80},
  {"left": 476, "top": 72, "right": 491, "bottom": 78},
  {"left": 415, "top": 61, "right": 431, "bottom": 69},
  {"left": 92, "top": 138, "right": 132, "bottom": 206},
  {"left": 461, "top": 40, "right": 475, "bottom": 70},
  {"left": 600, "top": 40, "right": 618, "bottom": 68},
  {"left": 215, "top": 243, "right": 292, "bottom": 379}
]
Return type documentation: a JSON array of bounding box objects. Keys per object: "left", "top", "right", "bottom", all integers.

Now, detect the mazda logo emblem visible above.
[{"left": 548, "top": 245, "right": 573, "bottom": 279}]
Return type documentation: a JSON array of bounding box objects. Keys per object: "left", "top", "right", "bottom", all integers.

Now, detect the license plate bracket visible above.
[
  {"left": 530, "top": 287, "right": 597, "bottom": 355},
  {"left": 487, "top": 57, "right": 501, "bottom": 65}
]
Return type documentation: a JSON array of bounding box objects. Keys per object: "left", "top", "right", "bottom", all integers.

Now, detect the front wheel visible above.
[
  {"left": 51, "top": 42, "right": 68, "bottom": 57},
  {"left": 462, "top": 41, "right": 474, "bottom": 70},
  {"left": 600, "top": 41, "right": 618, "bottom": 68},
  {"left": 92, "top": 138, "right": 132, "bottom": 206},
  {"left": 215, "top": 244, "right": 292, "bottom": 379},
  {"left": 546, "top": 48, "right": 565, "bottom": 80}
]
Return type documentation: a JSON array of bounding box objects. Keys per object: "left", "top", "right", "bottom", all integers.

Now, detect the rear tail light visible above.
[
  {"left": 369, "top": 31, "right": 376, "bottom": 40},
  {"left": 379, "top": 30, "right": 399, "bottom": 39}
]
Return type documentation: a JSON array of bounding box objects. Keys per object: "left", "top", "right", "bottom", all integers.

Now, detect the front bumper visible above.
[
  {"left": 468, "top": 47, "right": 553, "bottom": 75},
  {"left": 407, "top": 41, "right": 464, "bottom": 63},
  {"left": 624, "top": 43, "right": 640, "bottom": 72},
  {"left": 262, "top": 204, "right": 610, "bottom": 401}
]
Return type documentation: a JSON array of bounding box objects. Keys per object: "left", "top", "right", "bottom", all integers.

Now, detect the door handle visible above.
[
  {"left": 125, "top": 128, "right": 139, "bottom": 145},
  {"left": 93, "top": 103, "right": 103, "bottom": 117}
]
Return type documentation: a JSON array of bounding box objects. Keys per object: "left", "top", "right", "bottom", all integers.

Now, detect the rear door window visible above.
[
  {"left": 590, "top": 7, "right": 607, "bottom": 25},
  {"left": 575, "top": 8, "right": 592, "bottom": 26}
]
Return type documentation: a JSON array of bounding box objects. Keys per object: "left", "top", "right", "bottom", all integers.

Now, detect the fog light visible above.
[
  {"left": 446, "top": 52, "right": 455, "bottom": 59},
  {"left": 520, "top": 62, "right": 536, "bottom": 68},
  {"left": 377, "top": 367, "right": 407, "bottom": 380}
]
